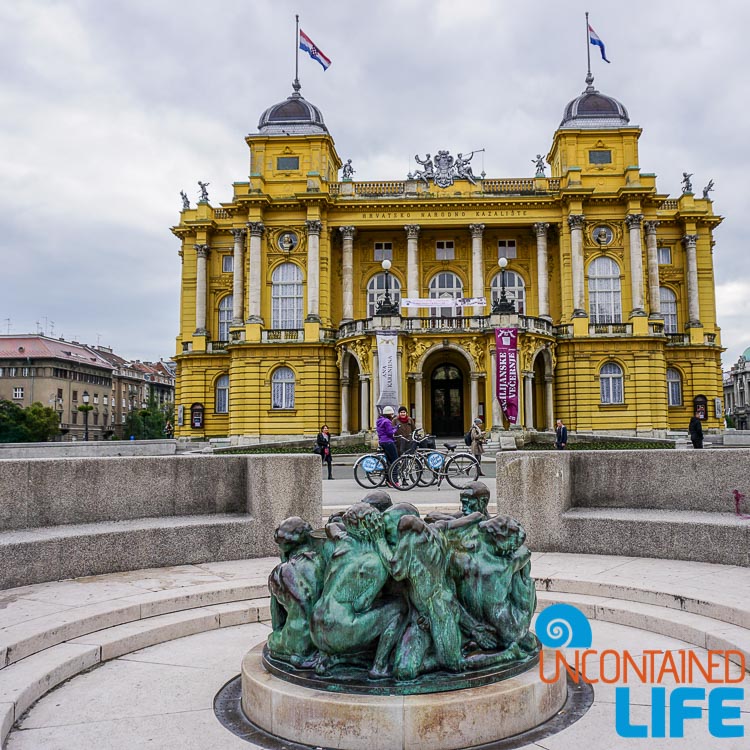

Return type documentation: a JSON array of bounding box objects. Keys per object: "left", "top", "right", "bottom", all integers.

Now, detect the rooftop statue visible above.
[{"left": 265, "top": 484, "right": 539, "bottom": 692}]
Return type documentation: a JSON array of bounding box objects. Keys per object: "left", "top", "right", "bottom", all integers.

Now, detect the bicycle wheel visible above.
[
  {"left": 417, "top": 452, "right": 439, "bottom": 486},
  {"left": 353, "top": 454, "right": 387, "bottom": 488},
  {"left": 444, "top": 453, "right": 480, "bottom": 489},
  {"left": 390, "top": 454, "right": 422, "bottom": 490}
]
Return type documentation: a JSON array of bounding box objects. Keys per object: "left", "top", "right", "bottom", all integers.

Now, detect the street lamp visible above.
[
  {"left": 492, "top": 257, "right": 515, "bottom": 314},
  {"left": 375, "top": 258, "right": 400, "bottom": 315},
  {"left": 78, "top": 390, "right": 92, "bottom": 441}
]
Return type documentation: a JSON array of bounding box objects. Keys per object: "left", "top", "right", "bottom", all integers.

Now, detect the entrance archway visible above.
[{"left": 430, "top": 364, "right": 464, "bottom": 436}]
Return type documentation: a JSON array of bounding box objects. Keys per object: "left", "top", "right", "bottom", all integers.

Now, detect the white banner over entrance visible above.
[
  {"left": 375, "top": 332, "right": 399, "bottom": 411},
  {"left": 401, "top": 297, "right": 486, "bottom": 308}
]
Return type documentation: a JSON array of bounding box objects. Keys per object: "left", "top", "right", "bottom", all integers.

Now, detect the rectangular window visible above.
[
  {"left": 436, "top": 240, "right": 455, "bottom": 260},
  {"left": 93, "top": 394, "right": 99, "bottom": 404},
  {"left": 589, "top": 150, "right": 612, "bottom": 164},
  {"left": 12, "top": 387, "right": 23, "bottom": 399},
  {"left": 72, "top": 390, "right": 78, "bottom": 401},
  {"left": 374, "top": 242, "right": 393, "bottom": 262},
  {"left": 668, "top": 381, "right": 682, "bottom": 407},
  {"left": 276, "top": 156, "right": 299, "bottom": 171},
  {"left": 93, "top": 413, "right": 99, "bottom": 426},
  {"left": 57, "top": 388, "right": 63, "bottom": 399},
  {"left": 222, "top": 255, "right": 233, "bottom": 273},
  {"left": 21, "top": 367, "right": 29, "bottom": 377},
  {"left": 8, "top": 368, "right": 16, "bottom": 377},
  {"left": 72, "top": 411, "right": 78, "bottom": 424},
  {"left": 0, "top": 368, "right": 3, "bottom": 377},
  {"left": 498, "top": 240, "right": 517, "bottom": 259},
  {"left": 657, "top": 246, "right": 672, "bottom": 265},
  {"left": 121, "top": 414, "right": 126, "bottom": 424}
]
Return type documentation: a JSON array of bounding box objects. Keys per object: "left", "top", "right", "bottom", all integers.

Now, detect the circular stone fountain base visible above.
[{"left": 241, "top": 644, "right": 567, "bottom": 750}]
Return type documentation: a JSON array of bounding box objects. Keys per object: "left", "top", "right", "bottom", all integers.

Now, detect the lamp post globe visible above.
[
  {"left": 376, "top": 258, "right": 399, "bottom": 315},
  {"left": 492, "top": 257, "right": 515, "bottom": 314}
]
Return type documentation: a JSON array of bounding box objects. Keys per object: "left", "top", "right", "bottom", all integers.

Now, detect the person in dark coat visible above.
[
  {"left": 316, "top": 425, "right": 334, "bottom": 479},
  {"left": 376, "top": 406, "right": 399, "bottom": 484},
  {"left": 689, "top": 413, "right": 704, "bottom": 449},
  {"left": 393, "top": 406, "right": 416, "bottom": 455},
  {"left": 555, "top": 419, "right": 568, "bottom": 450}
]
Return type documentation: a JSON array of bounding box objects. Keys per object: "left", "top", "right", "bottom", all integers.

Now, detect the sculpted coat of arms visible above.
[{"left": 410, "top": 150, "right": 478, "bottom": 188}]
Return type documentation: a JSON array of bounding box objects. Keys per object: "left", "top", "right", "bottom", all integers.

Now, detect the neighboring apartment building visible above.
[
  {"left": 0, "top": 335, "right": 115, "bottom": 441},
  {"left": 723, "top": 349, "right": 750, "bottom": 430},
  {"left": 172, "top": 71, "right": 724, "bottom": 443}
]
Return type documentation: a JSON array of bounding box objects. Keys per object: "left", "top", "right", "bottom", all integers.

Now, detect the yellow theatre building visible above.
[{"left": 172, "top": 71, "right": 723, "bottom": 443}]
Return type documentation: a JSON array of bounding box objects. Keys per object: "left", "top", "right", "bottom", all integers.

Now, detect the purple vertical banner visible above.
[{"left": 495, "top": 328, "right": 519, "bottom": 425}]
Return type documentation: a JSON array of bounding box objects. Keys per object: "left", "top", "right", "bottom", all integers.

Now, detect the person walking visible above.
[
  {"left": 316, "top": 424, "right": 334, "bottom": 479},
  {"left": 376, "top": 406, "right": 399, "bottom": 485},
  {"left": 689, "top": 412, "right": 704, "bottom": 449},
  {"left": 470, "top": 417, "right": 486, "bottom": 476},
  {"left": 393, "top": 406, "right": 416, "bottom": 455},
  {"left": 555, "top": 419, "right": 568, "bottom": 450}
]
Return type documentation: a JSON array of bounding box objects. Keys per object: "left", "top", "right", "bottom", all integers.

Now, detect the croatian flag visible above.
[
  {"left": 299, "top": 29, "right": 331, "bottom": 71},
  {"left": 588, "top": 24, "right": 610, "bottom": 63}
]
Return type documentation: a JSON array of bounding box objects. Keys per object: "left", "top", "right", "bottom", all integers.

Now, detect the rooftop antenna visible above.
[
  {"left": 35, "top": 320, "right": 41, "bottom": 334},
  {"left": 49, "top": 320, "right": 55, "bottom": 337},
  {"left": 3, "top": 318, "right": 9, "bottom": 334},
  {"left": 96, "top": 332, "right": 102, "bottom": 347}
]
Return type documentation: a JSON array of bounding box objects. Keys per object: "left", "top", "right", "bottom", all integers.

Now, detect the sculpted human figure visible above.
[
  {"left": 414, "top": 153, "right": 434, "bottom": 187},
  {"left": 342, "top": 159, "right": 355, "bottom": 179},
  {"left": 310, "top": 503, "right": 407, "bottom": 677},
  {"left": 425, "top": 480, "right": 490, "bottom": 524},
  {"left": 444, "top": 513, "right": 536, "bottom": 651},
  {"left": 267, "top": 517, "right": 326, "bottom": 667},
  {"left": 681, "top": 172, "right": 693, "bottom": 194},
  {"left": 179, "top": 190, "right": 190, "bottom": 210},
  {"left": 367, "top": 513, "right": 464, "bottom": 679},
  {"left": 455, "top": 152, "right": 477, "bottom": 184},
  {"left": 197, "top": 180, "right": 210, "bottom": 202}
]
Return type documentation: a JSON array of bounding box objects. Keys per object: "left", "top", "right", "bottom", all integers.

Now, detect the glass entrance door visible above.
[{"left": 430, "top": 364, "right": 464, "bottom": 436}]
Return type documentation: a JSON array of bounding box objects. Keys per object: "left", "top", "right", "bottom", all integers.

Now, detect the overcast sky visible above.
[{"left": 1, "top": 0, "right": 747, "bottom": 368}]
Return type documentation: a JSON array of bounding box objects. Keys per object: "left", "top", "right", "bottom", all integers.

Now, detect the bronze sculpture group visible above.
[{"left": 267, "top": 483, "right": 538, "bottom": 688}]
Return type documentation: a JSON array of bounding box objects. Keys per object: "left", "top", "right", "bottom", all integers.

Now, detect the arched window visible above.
[
  {"left": 215, "top": 375, "right": 229, "bottom": 414},
  {"left": 600, "top": 362, "right": 624, "bottom": 404},
  {"left": 218, "top": 295, "right": 233, "bottom": 341},
  {"left": 490, "top": 271, "right": 526, "bottom": 314},
  {"left": 660, "top": 287, "right": 678, "bottom": 334},
  {"left": 271, "top": 263, "right": 303, "bottom": 329},
  {"left": 428, "top": 272, "right": 464, "bottom": 317},
  {"left": 366, "top": 273, "right": 402, "bottom": 317},
  {"left": 667, "top": 367, "right": 682, "bottom": 406},
  {"left": 271, "top": 366, "right": 295, "bottom": 409},
  {"left": 588, "top": 257, "right": 622, "bottom": 324}
]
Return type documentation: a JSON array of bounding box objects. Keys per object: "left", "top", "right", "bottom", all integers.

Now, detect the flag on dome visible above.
[
  {"left": 588, "top": 24, "right": 610, "bottom": 63},
  {"left": 299, "top": 29, "right": 331, "bottom": 71}
]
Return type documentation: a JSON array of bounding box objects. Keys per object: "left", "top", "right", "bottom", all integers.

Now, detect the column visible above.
[
  {"left": 194, "top": 244, "right": 209, "bottom": 335},
  {"left": 644, "top": 220, "right": 661, "bottom": 318},
  {"left": 360, "top": 375, "right": 370, "bottom": 432},
  {"left": 306, "top": 220, "right": 322, "bottom": 322},
  {"left": 545, "top": 375, "right": 554, "bottom": 431},
  {"left": 339, "top": 226, "right": 355, "bottom": 322},
  {"left": 470, "top": 373, "right": 480, "bottom": 422},
  {"left": 469, "top": 224, "right": 485, "bottom": 315},
  {"left": 523, "top": 372, "right": 534, "bottom": 429},
  {"left": 340, "top": 377, "right": 350, "bottom": 435},
  {"left": 568, "top": 215, "right": 586, "bottom": 316},
  {"left": 625, "top": 214, "right": 646, "bottom": 315},
  {"left": 533, "top": 222, "right": 550, "bottom": 319},
  {"left": 683, "top": 234, "right": 701, "bottom": 326},
  {"left": 246, "top": 222, "right": 264, "bottom": 323},
  {"left": 231, "top": 228, "right": 245, "bottom": 325},
  {"left": 490, "top": 349, "right": 503, "bottom": 430},
  {"left": 405, "top": 224, "right": 420, "bottom": 318},
  {"left": 413, "top": 373, "right": 424, "bottom": 429}
]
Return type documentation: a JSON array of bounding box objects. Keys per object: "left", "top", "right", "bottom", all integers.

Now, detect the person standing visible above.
[
  {"left": 470, "top": 417, "right": 486, "bottom": 476},
  {"left": 555, "top": 419, "right": 568, "bottom": 450},
  {"left": 376, "top": 406, "right": 399, "bottom": 484},
  {"left": 316, "top": 425, "right": 334, "bottom": 479},
  {"left": 689, "top": 412, "right": 704, "bottom": 449},
  {"left": 393, "top": 406, "right": 416, "bottom": 455}
]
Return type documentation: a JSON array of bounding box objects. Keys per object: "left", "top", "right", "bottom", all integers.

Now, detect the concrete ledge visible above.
[
  {"left": 0, "top": 440, "right": 178, "bottom": 460},
  {"left": 496, "top": 450, "right": 750, "bottom": 565}
]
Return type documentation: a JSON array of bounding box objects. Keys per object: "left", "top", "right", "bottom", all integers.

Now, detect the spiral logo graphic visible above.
[{"left": 535, "top": 603, "right": 593, "bottom": 649}]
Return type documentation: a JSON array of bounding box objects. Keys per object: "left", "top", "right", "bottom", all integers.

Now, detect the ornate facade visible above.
[{"left": 173, "top": 74, "right": 723, "bottom": 442}]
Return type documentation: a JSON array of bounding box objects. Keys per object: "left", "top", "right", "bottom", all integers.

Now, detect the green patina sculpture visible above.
[{"left": 267, "top": 483, "right": 539, "bottom": 687}]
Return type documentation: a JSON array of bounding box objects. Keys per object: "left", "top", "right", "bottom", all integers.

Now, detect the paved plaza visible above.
[{"left": 1, "top": 474, "right": 748, "bottom": 750}]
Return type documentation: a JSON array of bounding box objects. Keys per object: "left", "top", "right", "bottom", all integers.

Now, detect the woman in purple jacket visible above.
[{"left": 376, "top": 405, "right": 399, "bottom": 485}]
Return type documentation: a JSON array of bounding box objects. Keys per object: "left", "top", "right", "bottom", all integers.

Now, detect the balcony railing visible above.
[
  {"left": 207, "top": 340, "right": 228, "bottom": 352},
  {"left": 666, "top": 333, "right": 690, "bottom": 346},
  {"left": 262, "top": 329, "right": 302, "bottom": 343},
  {"left": 338, "top": 314, "right": 555, "bottom": 337},
  {"left": 704, "top": 333, "right": 717, "bottom": 345},
  {"left": 588, "top": 323, "right": 632, "bottom": 336}
]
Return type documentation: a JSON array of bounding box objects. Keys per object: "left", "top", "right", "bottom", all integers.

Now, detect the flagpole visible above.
[
  {"left": 294, "top": 14, "right": 300, "bottom": 92},
  {"left": 585, "top": 11, "right": 592, "bottom": 85}
]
